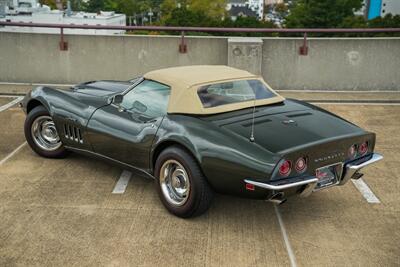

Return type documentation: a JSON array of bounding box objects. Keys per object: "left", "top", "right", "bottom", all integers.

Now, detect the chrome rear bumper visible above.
[
  {"left": 244, "top": 153, "right": 383, "bottom": 197},
  {"left": 339, "top": 153, "right": 383, "bottom": 185}
]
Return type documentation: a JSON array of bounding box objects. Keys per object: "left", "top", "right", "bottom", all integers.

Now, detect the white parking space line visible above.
[
  {"left": 0, "top": 95, "right": 23, "bottom": 98},
  {"left": 0, "top": 81, "right": 74, "bottom": 87},
  {"left": 112, "top": 170, "right": 132, "bottom": 194},
  {"left": 0, "top": 142, "right": 27, "bottom": 166},
  {"left": 351, "top": 178, "right": 380, "bottom": 204},
  {"left": 0, "top": 96, "right": 24, "bottom": 112},
  {"left": 274, "top": 205, "right": 297, "bottom": 267}
]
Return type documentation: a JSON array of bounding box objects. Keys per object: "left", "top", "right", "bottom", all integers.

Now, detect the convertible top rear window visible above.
[{"left": 197, "top": 79, "right": 277, "bottom": 108}]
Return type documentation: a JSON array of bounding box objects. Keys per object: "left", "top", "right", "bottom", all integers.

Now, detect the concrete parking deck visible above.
[{"left": 0, "top": 92, "right": 399, "bottom": 266}]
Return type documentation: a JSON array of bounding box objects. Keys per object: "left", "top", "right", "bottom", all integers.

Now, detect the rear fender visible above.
[{"left": 154, "top": 115, "right": 281, "bottom": 198}]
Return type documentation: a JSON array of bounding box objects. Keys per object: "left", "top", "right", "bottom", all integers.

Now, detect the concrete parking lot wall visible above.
[
  {"left": 0, "top": 32, "right": 228, "bottom": 84},
  {"left": 262, "top": 38, "right": 400, "bottom": 91},
  {"left": 0, "top": 32, "right": 399, "bottom": 90}
]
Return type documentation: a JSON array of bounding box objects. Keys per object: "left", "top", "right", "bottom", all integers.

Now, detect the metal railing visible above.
[{"left": 1, "top": 21, "right": 400, "bottom": 54}]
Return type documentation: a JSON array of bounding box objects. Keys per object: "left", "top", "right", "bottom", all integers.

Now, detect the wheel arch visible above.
[
  {"left": 26, "top": 99, "right": 46, "bottom": 114},
  {"left": 150, "top": 139, "right": 202, "bottom": 176}
]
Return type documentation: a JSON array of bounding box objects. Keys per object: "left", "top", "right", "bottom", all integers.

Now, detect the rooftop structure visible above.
[
  {"left": 229, "top": 5, "right": 258, "bottom": 19},
  {"left": 227, "top": 0, "right": 264, "bottom": 20}
]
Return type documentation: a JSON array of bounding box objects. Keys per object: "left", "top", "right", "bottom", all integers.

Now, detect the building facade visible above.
[
  {"left": 227, "top": 0, "right": 264, "bottom": 20},
  {"left": 0, "top": 0, "right": 126, "bottom": 35},
  {"left": 364, "top": 0, "right": 400, "bottom": 19}
]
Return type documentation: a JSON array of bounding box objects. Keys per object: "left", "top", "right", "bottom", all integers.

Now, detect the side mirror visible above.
[{"left": 113, "top": 94, "right": 124, "bottom": 105}]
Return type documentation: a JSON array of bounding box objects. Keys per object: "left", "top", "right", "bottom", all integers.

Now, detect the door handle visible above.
[
  {"left": 144, "top": 119, "right": 158, "bottom": 128},
  {"left": 146, "top": 119, "right": 158, "bottom": 124}
]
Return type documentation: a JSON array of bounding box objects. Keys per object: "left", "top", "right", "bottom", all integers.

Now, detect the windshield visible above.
[{"left": 197, "top": 79, "right": 277, "bottom": 108}]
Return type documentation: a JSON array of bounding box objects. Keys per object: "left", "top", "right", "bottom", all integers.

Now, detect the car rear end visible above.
[{"left": 244, "top": 131, "right": 382, "bottom": 203}]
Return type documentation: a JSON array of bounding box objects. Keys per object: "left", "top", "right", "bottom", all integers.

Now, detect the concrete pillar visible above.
[{"left": 228, "top": 37, "right": 263, "bottom": 75}]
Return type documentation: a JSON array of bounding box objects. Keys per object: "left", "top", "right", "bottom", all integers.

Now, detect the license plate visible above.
[{"left": 314, "top": 162, "right": 343, "bottom": 190}]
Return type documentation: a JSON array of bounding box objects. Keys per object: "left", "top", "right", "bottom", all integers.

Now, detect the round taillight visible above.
[
  {"left": 279, "top": 160, "right": 292, "bottom": 177},
  {"left": 348, "top": 145, "right": 357, "bottom": 159},
  {"left": 295, "top": 157, "right": 307, "bottom": 173},
  {"left": 359, "top": 142, "right": 368, "bottom": 156}
]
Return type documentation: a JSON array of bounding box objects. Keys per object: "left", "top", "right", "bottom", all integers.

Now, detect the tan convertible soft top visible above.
[{"left": 144, "top": 65, "right": 285, "bottom": 115}]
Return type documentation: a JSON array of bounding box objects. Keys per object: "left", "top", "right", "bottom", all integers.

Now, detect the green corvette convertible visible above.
[{"left": 21, "top": 65, "right": 382, "bottom": 218}]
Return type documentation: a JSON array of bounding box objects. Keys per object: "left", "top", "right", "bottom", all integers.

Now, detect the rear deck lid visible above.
[{"left": 210, "top": 100, "right": 365, "bottom": 153}]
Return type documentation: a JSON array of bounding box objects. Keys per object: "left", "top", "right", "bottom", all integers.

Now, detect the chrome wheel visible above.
[
  {"left": 159, "top": 160, "right": 190, "bottom": 206},
  {"left": 31, "top": 115, "right": 62, "bottom": 151}
]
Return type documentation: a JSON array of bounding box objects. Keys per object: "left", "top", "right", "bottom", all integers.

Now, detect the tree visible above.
[
  {"left": 189, "top": 0, "right": 226, "bottom": 19},
  {"left": 164, "top": 6, "right": 210, "bottom": 27},
  {"left": 285, "top": 0, "right": 363, "bottom": 28},
  {"left": 161, "top": 0, "right": 226, "bottom": 21},
  {"left": 160, "top": 0, "right": 176, "bottom": 20},
  {"left": 84, "top": 0, "right": 107, "bottom": 12}
]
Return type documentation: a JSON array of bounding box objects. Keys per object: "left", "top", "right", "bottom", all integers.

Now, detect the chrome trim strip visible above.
[
  {"left": 339, "top": 153, "right": 383, "bottom": 185},
  {"left": 64, "top": 146, "right": 154, "bottom": 179},
  {"left": 244, "top": 177, "right": 318, "bottom": 191}
]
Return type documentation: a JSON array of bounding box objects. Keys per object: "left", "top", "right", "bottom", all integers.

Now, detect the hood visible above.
[
  {"left": 208, "top": 100, "right": 365, "bottom": 154},
  {"left": 71, "top": 80, "right": 133, "bottom": 97}
]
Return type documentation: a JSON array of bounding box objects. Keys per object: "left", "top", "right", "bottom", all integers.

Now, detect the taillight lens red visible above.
[
  {"left": 348, "top": 144, "right": 357, "bottom": 159},
  {"left": 279, "top": 160, "right": 292, "bottom": 177},
  {"left": 295, "top": 157, "right": 307, "bottom": 173},
  {"left": 359, "top": 142, "right": 368, "bottom": 156}
]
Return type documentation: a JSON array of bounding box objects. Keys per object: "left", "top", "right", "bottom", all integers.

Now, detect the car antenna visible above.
[{"left": 249, "top": 96, "right": 256, "bottom": 143}]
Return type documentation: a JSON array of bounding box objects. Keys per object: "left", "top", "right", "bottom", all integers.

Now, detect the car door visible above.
[{"left": 86, "top": 79, "right": 171, "bottom": 170}]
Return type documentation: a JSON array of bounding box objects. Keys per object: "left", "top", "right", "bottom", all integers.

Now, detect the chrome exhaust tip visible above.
[
  {"left": 267, "top": 192, "right": 287, "bottom": 205},
  {"left": 351, "top": 172, "right": 364, "bottom": 180}
]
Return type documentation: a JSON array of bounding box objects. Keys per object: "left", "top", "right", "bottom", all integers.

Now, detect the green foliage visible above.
[
  {"left": 285, "top": 0, "right": 363, "bottom": 28},
  {"left": 163, "top": 6, "right": 275, "bottom": 37},
  {"left": 41, "top": 0, "right": 399, "bottom": 37},
  {"left": 160, "top": 0, "right": 176, "bottom": 21},
  {"left": 84, "top": 0, "right": 106, "bottom": 12},
  {"left": 84, "top": 0, "right": 160, "bottom": 14},
  {"left": 219, "top": 17, "right": 277, "bottom": 37},
  {"left": 336, "top": 13, "right": 400, "bottom": 36},
  {"left": 340, "top": 15, "right": 367, "bottom": 28},
  {"left": 189, "top": 0, "right": 227, "bottom": 19},
  {"left": 161, "top": 0, "right": 226, "bottom": 21},
  {"left": 165, "top": 7, "right": 209, "bottom": 27}
]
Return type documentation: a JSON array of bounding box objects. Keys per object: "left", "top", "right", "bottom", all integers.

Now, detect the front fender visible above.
[
  {"left": 23, "top": 86, "right": 107, "bottom": 151},
  {"left": 21, "top": 87, "right": 51, "bottom": 115}
]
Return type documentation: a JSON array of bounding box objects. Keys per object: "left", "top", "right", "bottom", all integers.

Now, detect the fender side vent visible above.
[{"left": 64, "top": 124, "right": 83, "bottom": 144}]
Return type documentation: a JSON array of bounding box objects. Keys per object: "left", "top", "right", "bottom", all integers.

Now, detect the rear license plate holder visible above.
[{"left": 314, "top": 162, "right": 344, "bottom": 191}]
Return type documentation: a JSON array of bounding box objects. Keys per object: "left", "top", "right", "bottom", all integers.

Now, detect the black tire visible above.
[
  {"left": 155, "top": 146, "right": 214, "bottom": 218},
  {"left": 24, "top": 105, "right": 68, "bottom": 158}
]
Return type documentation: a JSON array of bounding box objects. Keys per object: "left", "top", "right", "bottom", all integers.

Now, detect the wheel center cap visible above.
[
  {"left": 44, "top": 128, "right": 53, "bottom": 137},
  {"left": 172, "top": 176, "right": 181, "bottom": 188}
]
